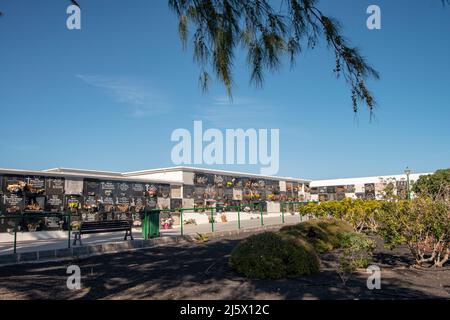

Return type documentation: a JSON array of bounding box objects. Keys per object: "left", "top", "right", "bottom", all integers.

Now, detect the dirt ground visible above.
[{"left": 0, "top": 233, "right": 449, "bottom": 300}]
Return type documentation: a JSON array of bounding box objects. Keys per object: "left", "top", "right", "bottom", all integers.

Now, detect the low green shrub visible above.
[
  {"left": 336, "top": 232, "right": 376, "bottom": 285},
  {"left": 280, "top": 218, "right": 354, "bottom": 253},
  {"left": 229, "top": 232, "right": 320, "bottom": 279},
  {"left": 338, "top": 232, "right": 375, "bottom": 268}
]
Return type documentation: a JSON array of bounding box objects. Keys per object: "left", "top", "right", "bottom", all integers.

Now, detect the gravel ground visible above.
[{"left": 0, "top": 234, "right": 449, "bottom": 300}]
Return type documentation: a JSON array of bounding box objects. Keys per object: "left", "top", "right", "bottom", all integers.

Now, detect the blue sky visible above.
[{"left": 0, "top": 0, "right": 449, "bottom": 180}]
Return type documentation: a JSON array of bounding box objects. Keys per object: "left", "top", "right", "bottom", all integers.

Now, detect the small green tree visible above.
[
  {"left": 336, "top": 232, "right": 375, "bottom": 285},
  {"left": 413, "top": 168, "right": 450, "bottom": 199},
  {"left": 339, "top": 199, "right": 379, "bottom": 233},
  {"left": 378, "top": 197, "right": 450, "bottom": 267}
]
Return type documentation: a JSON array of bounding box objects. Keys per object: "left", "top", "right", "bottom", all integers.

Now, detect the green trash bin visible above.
[
  {"left": 141, "top": 209, "right": 149, "bottom": 240},
  {"left": 148, "top": 209, "right": 161, "bottom": 239}
]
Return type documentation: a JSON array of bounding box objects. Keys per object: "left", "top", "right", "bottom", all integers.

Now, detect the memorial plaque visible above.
[
  {"left": 116, "top": 196, "right": 130, "bottom": 213},
  {"left": 214, "top": 175, "right": 225, "bottom": 187},
  {"left": 265, "top": 180, "right": 274, "bottom": 192},
  {"left": 65, "top": 179, "right": 83, "bottom": 195},
  {"left": 131, "top": 197, "right": 146, "bottom": 212},
  {"left": 194, "top": 186, "right": 206, "bottom": 200},
  {"left": 259, "top": 190, "right": 267, "bottom": 201},
  {"left": 365, "top": 183, "right": 376, "bottom": 199},
  {"left": 3, "top": 176, "right": 25, "bottom": 194},
  {"left": 46, "top": 194, "right": 64, "bottom": 212},
  {"left": 182, "top": 198, "right": 195, "bottom": 209},
  {"left": 100, "top": 181, "right": 116, "bottom": 197},
  {"left": 130, "top": 183, "right": 146, "bottom": 197},
  {"left": 216, "top": 188, "right": 225, "bottom": 201},
  {"left": 24, "top": 176, "right": 45, "bottom": 194},
  {"left": 224, "top": 188, "right": 234, "bottom": 200},
  {"left": 66, "top": 195, "right": 81, "bottom": 209},
  {"left": 146, "top": 184, "right": 158, "bottom": 198},
  {"left": 84, "top": 179, "right": 100, "bottom": 197},
  {"left": 241, "top": 178, "right": 251, "bottom": 189},
  {"left": 233, "top": 188, "right": 243, "bottom": 201},
  {"left": 24, "top": 195, "right": 45, "bottom": 212},
  {"left": 396, "top": 181, "right": 407, "bottom": 197},
  {"left": 3, "top": 193, "right": 24, "bottom": 213},
  {"left": 328, "top": 193, "right": 336, "bottom": 201},
  {"left": 99, "top": 197, "right": 115, "bottom": 212},
  {"left": 194, "top": 173, "right": 210, "bottom": 185},
  {"left": 46, "top": 177, "right": 65, "bottom": 195},
  {"left": 146, "top": 198, "right": 157, "bottom": 209},
  {"left": 171, "top": 185, "right": 182, "bottom": 199},
  {"left": 279, "top": 181, "right": 287, "bottom": 192},
  {"left": 233, "top": 177, "right": 243, "bottom": 188},
  {"left": 158, "top": 184, "right": 171, "bottom": 198},
  {"left": 170, "top": 199, "right": 182, "bottom": 210},
  {"left": 116, "top": 196, "right": 130, "bottom": 205},
  {"left": 83, "top": 196, "right": 98, "bottom": 209},
  {"left": 286, "top": 182, "right": 293, "bottom": 192},
  {"left": 157, "top": 197, "right": 170, "bottom": 210},
  {"left": 205, "top": 185, "right": 216, "bottom": 199},
  {"left": 116, "top": 182, "right": 131, "bottom": 197},
  {"left": 183, "top": 185, "right": 194, "bottom": 199},
  {"left": 326, "top": 186, "right": 336, "bottom": 194},
  {"left": 336, "top": 193, "right": 346, "bottom": 201},
  {"left": 243, "top": 188, "right": 252, "bottom": 200},
  {"left": 101, "top": 195, "right": 115, "bottom": 206}
]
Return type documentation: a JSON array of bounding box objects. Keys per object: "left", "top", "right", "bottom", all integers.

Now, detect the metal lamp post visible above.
[{"left": 404, "top": 167, "right": 412, "bottom": 200}]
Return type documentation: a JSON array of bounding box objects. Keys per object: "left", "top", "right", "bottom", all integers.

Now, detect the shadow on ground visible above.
[{"left": 0, "top": 237, "right": 449, "bottom": 300}]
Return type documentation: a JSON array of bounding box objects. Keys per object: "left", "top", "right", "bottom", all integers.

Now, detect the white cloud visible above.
[{"left": 76, "top": 74, "right": 170, "bottom": 117}]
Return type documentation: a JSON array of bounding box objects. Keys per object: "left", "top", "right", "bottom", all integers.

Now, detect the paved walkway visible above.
[{"left": 0, "top": 214, "right": 305, "bottom": 255}]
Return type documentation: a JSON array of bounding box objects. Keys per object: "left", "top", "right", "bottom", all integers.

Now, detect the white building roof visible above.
[
  {"left": 124, "top": 166, "right": 311, "bottom": 183},
  {"left": 0, "top": 168, "right": 179, "bottom": 185},
  {"left": 310, "top": 173, "right": 431, "bottom": 188}
]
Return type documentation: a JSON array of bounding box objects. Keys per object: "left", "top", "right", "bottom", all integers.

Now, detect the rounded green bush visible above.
[
  {"left": 280, "top": 218, "right": 354, "bottom": 253},
  {"left": 229, "top": 232, "right": 320, "bottom": 279}
]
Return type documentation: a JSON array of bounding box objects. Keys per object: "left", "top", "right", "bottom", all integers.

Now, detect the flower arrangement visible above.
[
  {"left": 70, "top": 221, "right": 81, "bottom": 231},
  {"left": 6, "top": 181, "right": 26, "bottom": 193},
  {"left": 184, "top": 218, "right": 197, "bottom": 225},
  {"left": 27, "top": 223, "right": 39, "bottom": 232}
]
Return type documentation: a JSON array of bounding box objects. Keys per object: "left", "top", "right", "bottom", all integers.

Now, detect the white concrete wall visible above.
[{"left": 128, "top": 171, "right": 184, "bottom": 183}]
